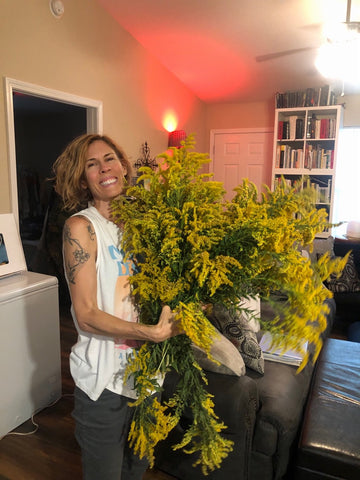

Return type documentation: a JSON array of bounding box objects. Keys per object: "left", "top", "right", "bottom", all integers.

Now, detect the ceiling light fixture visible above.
[{"left": 315, "top": 0, "right": 360, "bottom": 90}]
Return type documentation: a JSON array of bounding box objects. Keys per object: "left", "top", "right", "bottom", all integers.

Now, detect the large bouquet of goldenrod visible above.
[{"left": 111, "top": 136, "right": 346, "bottom": 474}]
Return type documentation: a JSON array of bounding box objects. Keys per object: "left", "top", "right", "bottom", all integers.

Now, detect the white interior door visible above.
[{"left": 210, "top": 129, "right": 274, "bottom": 200}]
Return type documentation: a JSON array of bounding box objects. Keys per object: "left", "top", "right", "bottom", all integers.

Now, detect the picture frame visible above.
[{"left": 0, "top": 213, "right": 27, "bottom": 277}]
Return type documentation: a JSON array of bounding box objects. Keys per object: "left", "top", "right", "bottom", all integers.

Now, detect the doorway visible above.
[
  {"left": 4, "top": 78, "right": 103, "bottom": 299},
  {"left": 13, "top": 93, "right": 87, "bottom": 269}
]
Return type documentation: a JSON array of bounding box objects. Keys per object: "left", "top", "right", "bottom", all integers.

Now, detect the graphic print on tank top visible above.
[{"left": 108, "top": 244, "right": 139, "bottom": 351}]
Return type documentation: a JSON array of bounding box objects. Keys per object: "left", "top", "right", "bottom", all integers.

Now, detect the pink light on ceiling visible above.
[
  {"left": 157, "top": 33, "right": 251, "bottom": 103},
  {"left": 122, "top": 28, "right": 251, "bottom": 103}
]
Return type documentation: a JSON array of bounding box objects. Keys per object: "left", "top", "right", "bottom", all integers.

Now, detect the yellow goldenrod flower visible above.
[{"left": 111, "top": 136, "right": 346, "bottom": 475}]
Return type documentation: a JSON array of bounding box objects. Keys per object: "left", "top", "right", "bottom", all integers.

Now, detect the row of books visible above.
[
  {"left": 307, "top": 116, "right": 336, "bottom": 139},
  {"left": 310, "top": 179, "right": 332, "bottom": 205},
  {"left": 275, "top": 85, "right": 336, "bottom": 109},
  {"left": 304, "top": 145, "right": 334, "bottom": 169},
  {"left": 275, "top": 145, "right": 303, "bottom": 169},
  {"left": 274, "top": 176, "right": 332, "bottom": 205},
  {"left": 277, "top": 117, "right": 304, "bottom": 140},
  {"left": 278, "top": 116, "right": 336, "bottom": 140},
  {"left": 275, "top": 144, "right": 334, "bottom": 170},
  {"left": 274, "top": 176, "right": 298, "bottom": 189}
]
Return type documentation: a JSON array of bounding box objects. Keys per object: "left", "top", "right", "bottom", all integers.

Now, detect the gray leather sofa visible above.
[{"left": 154, "top": 298, "right": 336, "bottom": 480}]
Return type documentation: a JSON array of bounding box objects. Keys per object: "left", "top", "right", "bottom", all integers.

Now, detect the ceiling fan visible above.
[{"left": 255, "top": 0, "right": 360, "bottom": 63}]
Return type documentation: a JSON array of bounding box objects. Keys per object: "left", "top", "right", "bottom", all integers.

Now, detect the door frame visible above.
[
  {"left": 209, "top": 127, "right": 274, "bottom": 172},
  {"left": 4, "top": 77, "right": 103, "bottom": 225}
]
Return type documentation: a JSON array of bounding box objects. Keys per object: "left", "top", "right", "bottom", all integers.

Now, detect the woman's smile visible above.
[{"left": 99, "top": 176, "right": 118, "bottom": 187}]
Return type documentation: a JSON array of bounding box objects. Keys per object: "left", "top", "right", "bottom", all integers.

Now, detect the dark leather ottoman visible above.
[{"left": 294, "top": 338, "right": 360, "bottom": 480}]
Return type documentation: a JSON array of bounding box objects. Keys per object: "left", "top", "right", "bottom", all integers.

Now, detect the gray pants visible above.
[{"left": 73, "top": 387, "right": 149, "bottom": 480}]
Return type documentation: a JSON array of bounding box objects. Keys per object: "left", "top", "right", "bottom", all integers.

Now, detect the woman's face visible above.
[{"left": 82, "top": 140, "right": 127, "bottom": 205}]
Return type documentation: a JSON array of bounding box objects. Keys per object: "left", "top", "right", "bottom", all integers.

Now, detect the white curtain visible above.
[{"left": 332, "top": 127, "right": 360, "bottom": 237}]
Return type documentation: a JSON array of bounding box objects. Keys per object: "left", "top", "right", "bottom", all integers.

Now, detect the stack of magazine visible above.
[{"left": 259, "top": 332, "right": 308, "bottom": 367}]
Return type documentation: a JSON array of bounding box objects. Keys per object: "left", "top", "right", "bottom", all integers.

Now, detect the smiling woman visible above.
[{"left": 52, "top": 133, "right": 183, "bottom": 480}]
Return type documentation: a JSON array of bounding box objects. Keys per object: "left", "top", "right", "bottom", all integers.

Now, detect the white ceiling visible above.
[{"left": 97, "top": 0, "right": 360, "bottom": 104}]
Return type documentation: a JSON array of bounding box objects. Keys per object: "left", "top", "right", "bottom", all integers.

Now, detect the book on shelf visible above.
[
  {"left": 306, "top": 113, "right": 317, "bottom": 139},
  {"left": 295, "top": 118, "right": 304, "bottom": 139},
  {"left": 259, "top": 331, "right": 308, "bottom": 366},
  {"left": 289, "top": 115, "right": 297, "bottom": 140},
  {"left": 307, "top": 117, "right": 336, "bottom": 139},
  {"left": 282, "top": 121, "right": 290, "bottom": 139}
]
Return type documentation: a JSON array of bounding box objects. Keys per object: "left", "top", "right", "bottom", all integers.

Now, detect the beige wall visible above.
[
  {"left": 0, "top": 0, "right": 205, "bottom": 213},
  {"left": 205, "top": 99, "right": 275, "bottom": 135}
]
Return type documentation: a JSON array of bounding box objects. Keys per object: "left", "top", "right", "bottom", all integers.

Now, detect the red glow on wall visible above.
[{"left": 142, "top": 57, "right": 196, "bottom": 134}]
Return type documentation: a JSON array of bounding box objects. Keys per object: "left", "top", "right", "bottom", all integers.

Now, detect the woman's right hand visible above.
[{"left": 152, "top": 305, "right": 183, "bottom": 343}]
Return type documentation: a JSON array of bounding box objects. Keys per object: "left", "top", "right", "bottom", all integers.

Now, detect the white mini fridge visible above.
[{"left": 0, "top": 271, "right": 62, "bottom": 438}]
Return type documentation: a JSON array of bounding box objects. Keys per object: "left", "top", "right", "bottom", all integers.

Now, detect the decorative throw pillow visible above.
[
  {"left": 239, "top": 295, "right": 261, "bottom": 332},
  {"left": 326, "top": 252, "right": 360, "bottom": 293},
  {"left": 207, "top": 304, "right": 265, "bottom": 375},
  {"left": 191, "top": 332, "right": 246, "bottom": 377}
]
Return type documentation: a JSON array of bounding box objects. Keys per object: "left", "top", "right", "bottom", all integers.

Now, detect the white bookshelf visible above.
[{"left": 271, "top": 105, "right": 344, "bottom": 237}]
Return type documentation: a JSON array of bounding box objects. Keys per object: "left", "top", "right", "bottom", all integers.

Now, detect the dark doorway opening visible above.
[{"left": 13, "top": 92, "right": 87, "bottom": 301}]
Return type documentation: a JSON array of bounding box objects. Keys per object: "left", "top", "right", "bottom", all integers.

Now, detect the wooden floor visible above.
[
  {"left": 0, "top": 303, "right": 176, "bottom": 480},
  {"left": 0, "top": 300, "right": 347, "bottom": 480}
]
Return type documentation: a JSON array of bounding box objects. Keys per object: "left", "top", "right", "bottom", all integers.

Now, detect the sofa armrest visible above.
[{"left": 247, "top": 296, "right": 336, "bottom": 480}]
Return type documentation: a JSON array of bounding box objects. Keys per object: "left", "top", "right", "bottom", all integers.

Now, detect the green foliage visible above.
[{"left": 111, "top": 135, "right": 346, "bottom": 474}]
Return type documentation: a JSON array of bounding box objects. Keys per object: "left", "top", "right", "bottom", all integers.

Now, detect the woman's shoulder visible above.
[
  {"left": 66, "top": 212, "right": 91, "bottom": 226},
  {"left": 64, "top": 213, "right": 96, "bottom": 239}
]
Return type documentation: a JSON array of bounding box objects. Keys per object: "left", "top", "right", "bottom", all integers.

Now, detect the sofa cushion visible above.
[{"left": 191, "top": 331, "right": 246, "bottom": 377}]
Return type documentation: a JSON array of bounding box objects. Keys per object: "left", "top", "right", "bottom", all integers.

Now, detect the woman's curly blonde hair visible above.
[{"left": 52, "top": 134, "right": 133, "bottom": 211}]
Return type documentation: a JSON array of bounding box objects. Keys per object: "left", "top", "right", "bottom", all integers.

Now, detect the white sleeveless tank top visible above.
[{"left": 67, "top": 205, "right": 138, "bottom": 401}]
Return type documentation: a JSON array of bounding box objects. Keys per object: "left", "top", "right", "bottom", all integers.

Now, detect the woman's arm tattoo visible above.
[{"left": 63, "top": 221, "right": 95, "bottom": 284}]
